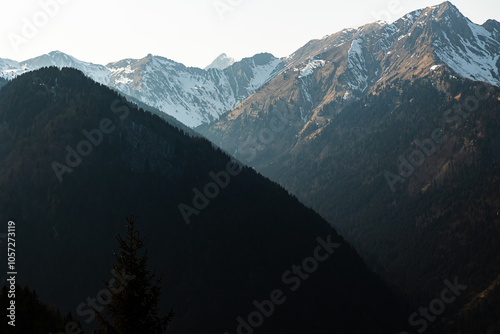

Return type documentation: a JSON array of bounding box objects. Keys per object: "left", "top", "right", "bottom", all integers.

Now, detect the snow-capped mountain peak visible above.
[
  {"left": 1, "top": 2, "right": 498, "bottom": 128},
  {"left": 204, "top": 53, "right": 236, "bottom": 70},
  {"left": 425, "top": 3, "right": 500, "bottom": 85},
  {"left": 285, "top": 1, "right": 500, "bottom": 92},
  {"left": 0, "top": 51, "right": 283, "bottom": 127},
  {"left": 19, "top": 51, "right": 111, "bottom": 84}
]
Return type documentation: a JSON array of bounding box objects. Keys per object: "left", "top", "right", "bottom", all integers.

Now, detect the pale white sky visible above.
[{"left": 1, "top": 0, "right": 499, "bottom": 68}]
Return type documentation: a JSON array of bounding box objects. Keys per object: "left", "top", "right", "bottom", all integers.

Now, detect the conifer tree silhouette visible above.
[{"left": 94, "top": 214, "right": 174, "bottom": 334}]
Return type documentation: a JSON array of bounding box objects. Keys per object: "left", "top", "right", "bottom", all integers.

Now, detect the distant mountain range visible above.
[
  {"left": 1, "top": 2, "right": 500, "bottom": 332},
  {"left": 2, "top": 3, "right": 498, "bottom": 131},
  {"left": 0, "top": 51, "right": 283, "bottom": 127}
]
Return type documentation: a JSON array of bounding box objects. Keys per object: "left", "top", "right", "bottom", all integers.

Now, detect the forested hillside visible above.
[{"left": 0, "top": 67, "right": 408, "bottom": 333}]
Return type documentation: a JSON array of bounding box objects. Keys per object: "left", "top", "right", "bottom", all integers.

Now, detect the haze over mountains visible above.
[
  {"left": 1, "top": 1, "right": 500, "bottom": 333},
  {"left": 1, "top": 2, "right": 498, "bottom": 131},
  {"left": 0, "top": 51, "right": 283, "bottom": 127}
]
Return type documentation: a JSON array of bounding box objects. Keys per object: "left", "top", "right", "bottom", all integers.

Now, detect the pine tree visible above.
[{"left": 94, "top": 214, "right": 174, "bottom": 334}]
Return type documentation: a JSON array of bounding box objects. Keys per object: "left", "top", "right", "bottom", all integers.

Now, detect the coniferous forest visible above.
[
  {"left": 1, "top": 2, "right": 500, "bottom": 333},
  {"left": 0, "top": 68, "right": 409, "bottom": 333}
]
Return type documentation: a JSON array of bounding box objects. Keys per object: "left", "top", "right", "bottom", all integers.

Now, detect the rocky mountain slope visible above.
[
  {"left": 197, "top": 3, "right": 500, "bottom": 331},
  {"left": 200, "top": 1, "right": 500, "bottom": 166}
]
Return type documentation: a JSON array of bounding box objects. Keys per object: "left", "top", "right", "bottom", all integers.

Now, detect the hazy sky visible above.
[{"left": 1, "top": 0, "right": 499, "bottom": 68}]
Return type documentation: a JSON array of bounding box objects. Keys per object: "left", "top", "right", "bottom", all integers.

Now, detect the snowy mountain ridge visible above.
[
  {"left": 204, "top": 53, "right": 236, "bottom": 70},
  {"left": 1, "top": 2, "right": 498, "bottom": 128},
  {"left": 283, "top": 1, "right": 499, "bottom": 94},
  {"left": 0, "top": 51, "right": 283, "bottom": 127},
  {"left": 198, "top": 1, "right": 500, "bottom": 173}
]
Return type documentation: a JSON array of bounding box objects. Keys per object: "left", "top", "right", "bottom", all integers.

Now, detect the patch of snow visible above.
[
  {"left": 398, "top": 33, "right": 411, "bottom": 41},
  {"left": 0, "top": 59, "right": 25, "bottom": 79},
  {"left": 400, "top": 9, "right": 422, "bottom": 25},
  {"left": 204, "top": 53, "right": 235, "bottom": 70},
  {"left": 299, "top": 59, "right": 325, "bottom": 78},
  {"left": 115, "top": 77, "right": 133, "bottom": 84},
  {"left": 433, "top": 21, "right": 500, "bottom": 86},
  {"left": 247, "top": 58, "right": 282, "bottom": 91},
  {"left": 345, "top": 38, "right": 368, "bottom": 91}
]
